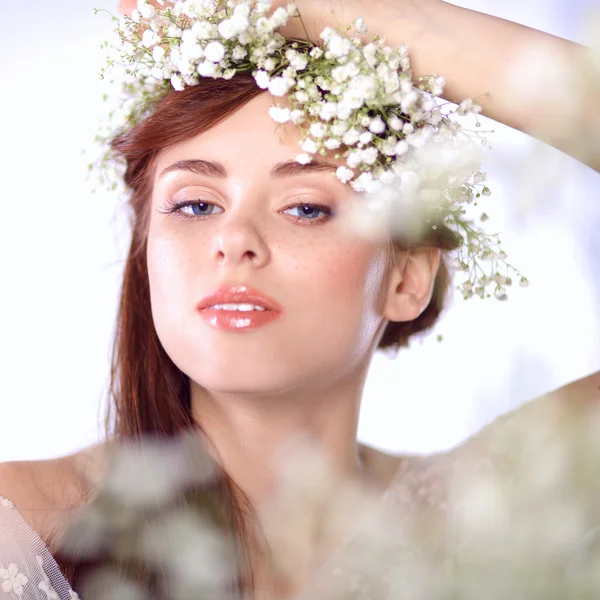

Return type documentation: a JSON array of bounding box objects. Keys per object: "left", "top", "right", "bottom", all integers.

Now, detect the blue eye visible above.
[
  {"left": 157, "top": 199, "right": 224, "bottom": 221},
  {"left": 157, "top": 199, "right": 333, "bottom": 225},
  {"left": 283, "top": 203, "right": 333, "bottom": 225}
]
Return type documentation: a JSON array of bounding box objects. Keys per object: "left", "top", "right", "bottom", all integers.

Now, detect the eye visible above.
[
  {"left": 282, "top": 203, "right": 334, "bottom": 225},
  {"left": 156, "top": 199, "right": 224, "bottom": 221}
]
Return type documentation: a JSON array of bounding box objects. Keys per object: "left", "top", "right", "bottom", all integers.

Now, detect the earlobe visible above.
[{"left": 383, "top": 247, "right": 441, "bottom": 323}]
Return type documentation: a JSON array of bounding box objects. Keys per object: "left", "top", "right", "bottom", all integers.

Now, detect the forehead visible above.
[{"left": 153, "top": 92, "right": 347, "bottom": 178}]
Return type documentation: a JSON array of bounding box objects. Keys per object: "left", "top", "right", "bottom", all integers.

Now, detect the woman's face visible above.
[{"left": 147, "top": 91, "right": 393, "bottom": 394}]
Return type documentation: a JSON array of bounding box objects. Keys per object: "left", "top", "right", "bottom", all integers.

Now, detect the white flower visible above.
[
  {"left": 291, "top": 109, "right": 305, "bottom": 124},
  {"left": 205, "top": 41, "right": 225, "bottom": 62},
  {"left": 346, "top": 150, "right": 363, "bottom": 168},
  {"left": 268, "top": 76, "right": 294, "bottom": 97},
  {"left": 310, "top": 47, "right": 324, "bottom": 59},
  {"left": 295, "top": 90, "right": 309, "bottom": 103},
  {"left": 342, "top": 129, "right": 361, "bottom": 146},
  {"left": 0, "top": 563, "right": 28, "bottom": 596},
  {"left": 264, "top": 57, "right": 277, "bottom": 72},
  {"left": 151, "top": 66, "right": 165, "bottom": 79},
  {"left": 271, "top": 6, "right": 290, "bottom": 26},
  {"left": 233, "top": 3, "right": 251, "bottom": 17},
  {"left": 332, "top": 66, "right": 349, "bottom": 84},
  {"left": 363, "top": 43, "right": 378, "bottom": 67},
  {"left": 255, "top": 16, "right": 273, "bottom": 35},
  {"left": 137, "top": 0, "right": 156, "bottom": 18},
  {"left": 217, "top": 19, "right": 237, "bottom": 39},
  {"left": 269, "top": 106, "right": 292, "bottom": 123},
  {"left": 167, "top": 24, "right": 182, "bottom": 38},
  {"left": 336, "top": 166, "right": 355, "bottom": 183},
  {"left": 321, "top": 26, "right": 338, "bottom": 42},
  {"left": 369, "top": 117, "right": 386, "bottom": 134},
  {"left": 327, "top": 34, "right": 352, "bottom": 58},
  {"left": 359, "top": 131, "right": 373, "bottom": 145},
  {"left": 362, "top": 147, "right": 379, "bottom": 165},
  {"left": 301, "top": 138, "right": 319, "bottom": 154},
  {"left": 309, "top": 122, "right": 327, "bottom": 138},
  {"left": 331, "top": 121, "right": 349, "bottom": 136},
  {"left": 181, "top": 41, "right": 204, "bottom": 60},
  {"left": 285, "top": 49, "right": 308, "bottom": 71},
  {"left": 254, "top": 70, "right": 270, "bottom": 89},
  {"left": 232, "top": 46, "right": 247, "bottom": 60},
  {"left": 389, "top": 116, "right": 403, "bottom": 131},
  {"left": 325, "top": 138, "right": 341, "bottom": 150},
  {"left": 287, "top": 3, "right": 298, "bottom": 16},
  {"left": 319, "top": 102, "right": 338, "bottom": 121},
  {"left": 354, "top": 17, "right": 368, "bottom": 34},
  {"left": 458, "top": 98, "right": 482, "bottom": 115},
  {"left": 141, "top": 29, "right": 159, "bottom": 48},
  {"left": 130, "top": 8, "right": 141, "bottom": 23},
  {"left": 429, "top": 75, "right": 445, "bottom": 96},
  {"left": 395, "top": 140, "right": 409, "bottom": 155},
  {"left": 296, "top": 153, "right": 313, "bottom": 164},
  {"left": 152, "top": 45, "right": 166, "bottom": 63},
  {"left": 170, "top": 74, "right": 185, "bottom": 91},
  {"left": 191, "top": 20, "right": 214, "bottom": 40},
  {"left": 198, "top": 60, "right": 217, "bottom": 76}
]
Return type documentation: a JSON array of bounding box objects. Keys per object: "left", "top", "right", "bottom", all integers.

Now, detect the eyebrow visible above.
[{"left": 158, "top": 158, "right": 339, "bottom": 180}]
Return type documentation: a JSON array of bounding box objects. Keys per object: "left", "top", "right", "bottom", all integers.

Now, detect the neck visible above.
[{"left": 189, "top": 367, "right": 374, "bottom": 508}]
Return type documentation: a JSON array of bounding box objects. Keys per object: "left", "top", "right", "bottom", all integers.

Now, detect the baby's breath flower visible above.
[
  {"left": 324, "top": 138, "right": 341, "bottom": 150},
  {"left": 309, "top": 123, "right": 328, "bottom": 138},
  {"left": 269, "top": 106, "right": 291, "bottom": 123},
  {"left": 253, "top": 69, "right": 270, "bottom": 89},
  {"left": 342, "top": 129, "right": 361, "bottom": 146},
  {"left": 170, "top": 73, "right": 185, "bottom": 91},
  {"left": 369, "top": 117, "right": 386, "bottom": 134},
  {"left": 137, "top": 0, "right": 156, "bottom": 19},
  {"left": 94, "top": 0, "right": 525, "bottom": 302},
  {"left": 268, "top": 76, "right": 294, "bottom": 97},
  {"left": 301, "top": 138, "right": 319, "bottom": 154},
  {"left": 204, "top": 41, "right": 225, "bottom": 62},
  {"left": 296, "top": 153, "right": 313, "bottom": 165},
  {"left": 354, "top": 17, "right": 368, "bottom": 35},
  {"left": 290, "top": 109, "right": 305, "bottom": 124},
  {"left": 336, "top": 166, "right": 355, "bottom": 183}
]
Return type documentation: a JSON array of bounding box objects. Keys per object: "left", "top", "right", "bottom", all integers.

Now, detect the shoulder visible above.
[
  {"left": 455, "top": 370, "right": 600, "bottom": 468},
  {"left": 0, "top": 442, "right": 112, "bottom": 551}
]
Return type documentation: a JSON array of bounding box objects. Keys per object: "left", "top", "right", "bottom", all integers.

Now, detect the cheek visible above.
[
  {"left": 281, "top": 235, "right": 388, "bottom": 315},
  {"left": 146, "top": 232, "right": 195, "bottom": 326}
]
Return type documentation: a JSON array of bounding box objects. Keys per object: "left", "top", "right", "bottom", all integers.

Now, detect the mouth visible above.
[
  {"left": 196, "top": 285, "right": 283, "bottom": 331},
  {"left": 197, "top": 305, "right": 282, "bottom": 331}
]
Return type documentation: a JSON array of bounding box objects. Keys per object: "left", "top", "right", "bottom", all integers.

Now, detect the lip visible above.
[
  {"left": 196, "top": 284, "right": 283, "bottom": 331},
  {"left": 197, "top": 284, "right": 283, "bottom": 312}
]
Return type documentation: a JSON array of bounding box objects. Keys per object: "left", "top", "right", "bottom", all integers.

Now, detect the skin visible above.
[{"left": 147, "top": 91, "right": 440, "bottom": 510}]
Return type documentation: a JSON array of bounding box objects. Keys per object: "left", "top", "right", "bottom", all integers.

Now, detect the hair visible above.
[{"left": 51, "top": 72, "right": 460, "bottom": 599}]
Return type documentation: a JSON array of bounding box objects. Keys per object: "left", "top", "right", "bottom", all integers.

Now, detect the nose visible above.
[{"left": 210, "top": 213, "right": 270, "bottom": 268}]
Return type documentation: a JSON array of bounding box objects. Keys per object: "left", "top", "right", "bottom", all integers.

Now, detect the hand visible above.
[
  {"left": 116, "top": 0, "right": 398, "bottom": 43},
  {"left": 117, "top": 0, "right": 168, "bottom": 16}
]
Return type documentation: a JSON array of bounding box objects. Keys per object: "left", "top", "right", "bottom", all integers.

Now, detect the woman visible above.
[{"left": 0, "top": 0, "right": 598, "bottom": 599}]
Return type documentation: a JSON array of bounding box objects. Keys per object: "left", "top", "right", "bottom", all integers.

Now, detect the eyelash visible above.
[{"left": 157, "top": 198, "right": 334, "bottom": 226}]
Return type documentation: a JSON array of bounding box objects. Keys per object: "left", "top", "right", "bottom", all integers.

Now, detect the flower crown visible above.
[{"left": 93, "top": 0, "right": 528, "bottom": 300}]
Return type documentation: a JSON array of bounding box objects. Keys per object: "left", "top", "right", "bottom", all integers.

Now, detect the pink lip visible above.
[{"left": 196, "top": 284, "right": 283, "bottom": 331}]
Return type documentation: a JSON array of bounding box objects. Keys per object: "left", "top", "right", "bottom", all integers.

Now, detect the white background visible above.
[{"left": 1, "top": 0, "right": 598, "bottom": 462}]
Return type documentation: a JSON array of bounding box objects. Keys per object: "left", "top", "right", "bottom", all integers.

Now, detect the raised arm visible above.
[
  {"left": 289, "top": 0, "right": 599, "bottom": 172},
  {"left": 116, "top": 0, "right": 599, "bottom": 170}
]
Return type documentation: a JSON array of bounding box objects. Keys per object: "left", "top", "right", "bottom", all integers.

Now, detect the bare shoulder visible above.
[{"left": 0, "top": 442, "right": 112, "bottom": 551}]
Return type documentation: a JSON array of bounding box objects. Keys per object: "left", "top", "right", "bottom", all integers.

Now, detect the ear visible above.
[{"left": 382, "top": 246, "right": 441, "bottom": 323}]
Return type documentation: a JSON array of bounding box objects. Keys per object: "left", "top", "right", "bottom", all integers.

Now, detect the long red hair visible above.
[{"left": 52, "top": 72, "right": 459, "bottom": 599}]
